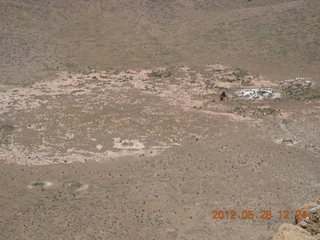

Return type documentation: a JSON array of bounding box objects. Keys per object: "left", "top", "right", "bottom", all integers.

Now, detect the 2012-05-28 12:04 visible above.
[{"left": 211, "top": 210, "right": 308, "bottom": 220}]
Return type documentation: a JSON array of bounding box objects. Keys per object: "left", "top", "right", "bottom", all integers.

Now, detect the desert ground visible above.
[{"left": 0, "top": 1, "right": 320, "bottom": 240}]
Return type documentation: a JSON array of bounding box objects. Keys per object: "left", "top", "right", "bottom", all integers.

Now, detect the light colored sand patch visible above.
[
  {"left": 0, "top": 141, "right": 169, "bottom": 165},
  {"left": 64, "top": 132, "right": 75, "bottom": 140},
  {"left": 0, "top": 144, "right": 86, "bottom": 165},
  {"left": 201, "top": 110, "right": 254, "bottom": 122},
  {"left": 253, "top": 104, "right": 273, "bottom": 109},
  {"left": 206, "top": 103, "right": 229, "bottom": 111},
  {"left": 0, "top": 65, "right": 275, "bottom": 120},
  {"left": 113, "top": 138, "right": 145, "bottom": 150},
  {"left": 26, "top": 124, "right": 47, "bottom": 131},
  {"left": 179, "top": 66, "right": 190, "bottom": 72},
  {"left": 250, "top": 76, "right": 277, "bottom": 88},
  {"left": 105, "top": 147, "right": 161, "bottom": 158},
  {"left": 96, "top": 144, "right": 103, "bottom": 150},
  {"left": 205, "top": 64, "right": 227, "bottom": 71},
  {"left": 214, "top": 81, "right": 233, "bottom": 88},
  {"left": 0, "top": 65, "right": 284, "bottom": 166},
  {"left": 0, "top": 84, "right": 15, "bottom": 92}
]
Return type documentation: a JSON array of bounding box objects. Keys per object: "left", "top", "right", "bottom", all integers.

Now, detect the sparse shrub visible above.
[
  {"left": 78, "top": 67, "right": 93, "bottom": 75},
  {"left": 104, "top": 68, "right": 119, "bottom": 75},
  {"left": 221, "top": 78, "right": 236, "bottom": 83},
  {"left": 234, "top": 106, "right": 247, "bottom": 114},
  {"left": 205, "top": 80, "right": 214, "bottom": 89},
  {"left": 231, "top": 68, "right": 248, "bottom": 81},
  {"left": 282, "top": 139, "right": 294, "bottom": 144},
  {"left": 68, "top": 182, "right": 82, "bottom": 189},
  {"left": 65, "top": 62, "right": 77, "bottom": 69},
  {"left": 148, "top": 70, "right": 172, "bottom": 78},
  {"left": 43, "top": 64, "right": 57, "bottom": 72},
  {"left": 241, "top": 79, "right": 251, "bottom": 86},
  {"left": 0, "top": 125, "right": 14, "bottom": 145},
  {"left": 282, "top": 86, "right": 320, "bottom": 101},
  {"left": 31, "top": 182, "right": 46, "bottom": 187},
  {"left": 216, "top": 87, "right": 228, "bottom": 91},
  {"left": 253, "top": 108, "right": 277, "bottom": 117}
]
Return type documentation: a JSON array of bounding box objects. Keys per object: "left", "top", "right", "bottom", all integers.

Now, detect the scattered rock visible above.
[
  {"left": 281, "top": 78, "right": 312, "bottom": 88},
  {"left": 296, "top": 197, "right": 320, "bottom": 236},
  {"left": 272, "top": 197, "right": 320, "bottom": 239},
  {"left": 299, "top": 220, "right": 309, "bottom": 228},
  {"left": 298, "top": 197, "right": 320, "bottom": 222},
  {"left": 235, "top": 88, "right": 281, "bottom": 100}
]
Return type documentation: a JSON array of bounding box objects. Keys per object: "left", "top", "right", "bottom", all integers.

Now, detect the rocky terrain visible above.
[
  {"left": 273, "top": 196, "right": 320, "bottom": 240},
  {"left": 0, "top": 0, "right": 320, "bottom": 240}
]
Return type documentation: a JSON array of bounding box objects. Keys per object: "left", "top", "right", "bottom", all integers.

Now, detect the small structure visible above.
[{"left": 220, "top": 92, "right": 228, "bottom": 101}]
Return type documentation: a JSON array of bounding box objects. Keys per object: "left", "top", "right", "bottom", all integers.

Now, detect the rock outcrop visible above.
[
  {"left": 272, "top": 224, "right": 314, "bottom": 240},
  {"left": 297, "top": 197, "right": 320, "bottom": 236},
  {"left": 273, "top": 197, "right": 320, "bottom": 240}
]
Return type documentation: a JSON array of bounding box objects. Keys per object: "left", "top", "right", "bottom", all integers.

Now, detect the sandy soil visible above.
[
  {"left": 1, "top": 66, "right": 320, "bottom": 240},
  {"left": 1, "top": 1, "right": 320, "bottom": 240}
]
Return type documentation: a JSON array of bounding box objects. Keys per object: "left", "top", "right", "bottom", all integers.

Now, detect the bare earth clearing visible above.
[
  {"left": 1, "top": 65, "right": 320, "bottom": 240},
  {"left": 0, "top": 0, "right": 320, "bottom": 240}
]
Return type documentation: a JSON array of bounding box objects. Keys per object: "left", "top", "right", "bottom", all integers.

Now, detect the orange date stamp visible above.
[{"left": 211, "top": 210, "right": 307, "bottom": 220}]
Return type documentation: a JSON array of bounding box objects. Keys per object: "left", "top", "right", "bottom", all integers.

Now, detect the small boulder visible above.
[{"left": 272, "top": 223, "right": 314, "bottom": 240}]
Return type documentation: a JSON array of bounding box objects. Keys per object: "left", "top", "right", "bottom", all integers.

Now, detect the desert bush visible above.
[
  {"left": 231, "top": 68, "right": 248, "bottom": 81},
  {"left": 282, "top": 86, "right": 320, "bottom": 100},
  {"left": 0, "top": 125, "right": 14, "bottom": 145},
  {"left": 148, "top": 70, "right": 172, "bottom": 78},
  {"left": 221, "top": 77, "right": 236, "bottom": 83},
  {"left": 253, "top": 107, "right": 277, "bottom": 117}
]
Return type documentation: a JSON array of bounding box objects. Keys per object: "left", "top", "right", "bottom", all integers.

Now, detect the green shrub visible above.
[{"left": 148, "top": 70, "right": 172, "bottom": 78}]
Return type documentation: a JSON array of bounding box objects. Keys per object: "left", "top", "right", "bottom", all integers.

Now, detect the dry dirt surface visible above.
[{"left": 0, "top": 1, "right": 320, "bottom": 240}]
